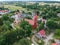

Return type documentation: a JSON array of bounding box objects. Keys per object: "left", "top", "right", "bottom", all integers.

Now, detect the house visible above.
[
  {"left": 38, "top": 30, "right": 46, "bottom": 37},
  {"left": 0, "top": 10, "right": 9, "bottom": 15},
  {"left": 35, "top": 29, "right": 46, "bottom": 39},
  {"left": 55, "top": 39, "right": 60, "bottom": 45}
]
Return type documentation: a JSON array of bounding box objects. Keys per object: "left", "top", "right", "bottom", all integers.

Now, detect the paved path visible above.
[
  {"left": 55, "top": 39, "right": 60, "bottom": 45},
  {"left": 43, "top": 33, "right": 54, "bottom": 45},
  {"left": 11, "top": 23, "right": 16, "bottom": 29},
  {"left": 31, "top": 32, "right": 54, "bottom": 45},
  {"left": 32, "top": 35, "right": 38, "bottom": 45}
]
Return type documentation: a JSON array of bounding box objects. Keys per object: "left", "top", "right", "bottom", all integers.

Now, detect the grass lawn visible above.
[{"left": 4, "top": 5, "right": 32, "bottom": 13}]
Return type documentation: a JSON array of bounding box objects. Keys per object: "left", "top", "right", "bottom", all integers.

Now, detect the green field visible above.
[
  {"left": 4, "top": 5, "right": 27, "bottom": 11},
  {"left": 4, "top": 5, "right": 32, "bottom": 13}
]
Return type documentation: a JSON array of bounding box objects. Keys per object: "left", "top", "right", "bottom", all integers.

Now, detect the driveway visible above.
[{"left": 43, "top": 33, "right": 54, "bottom": 45}]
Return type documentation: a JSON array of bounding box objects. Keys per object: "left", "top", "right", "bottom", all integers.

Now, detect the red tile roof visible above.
[
  {"left": 27, "top": 20, "right": 34, "bottom": 25},
  {"left": 33, "top": 15, "right": 38, "bottom": 22},
  {"left": 25, "top": 15, "right": 38, "bottom": 29},
  {"left": 0, "top": 10, "right": 9, "bottom": 13},
  {"left": 52, "top": 43, "right": 58, "bottom": 45},
  {"left": 39, "top": 30, "right": 45, "bottom": 36}
]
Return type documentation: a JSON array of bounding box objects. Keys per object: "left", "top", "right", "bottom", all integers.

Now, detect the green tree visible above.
[
  {"left": 0, "top": 18, "right": 3, "bottom": 26},
  {"left": 19, "top": 38, "right": 31, "bottom": 45},
  {"left": 20, "top": 20, "right": 32, "bottom": 37},
  {"left": 1, "top": 21, "right": 12, "bottom": 31},
  {"left": 2, "top": 14, "right": 9, "bottom": 21},
  {"left": 54, "top": 29, "right": 60, "bottom": 39},
  {"left": 39, "top": 23, "right": 44, "bottom": 30},
  {"left": 20, "top": 20, "right": 32, "bottom": 30},
  {"left": 46, "top": 20, "right": 57, "bottom": 29}
]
